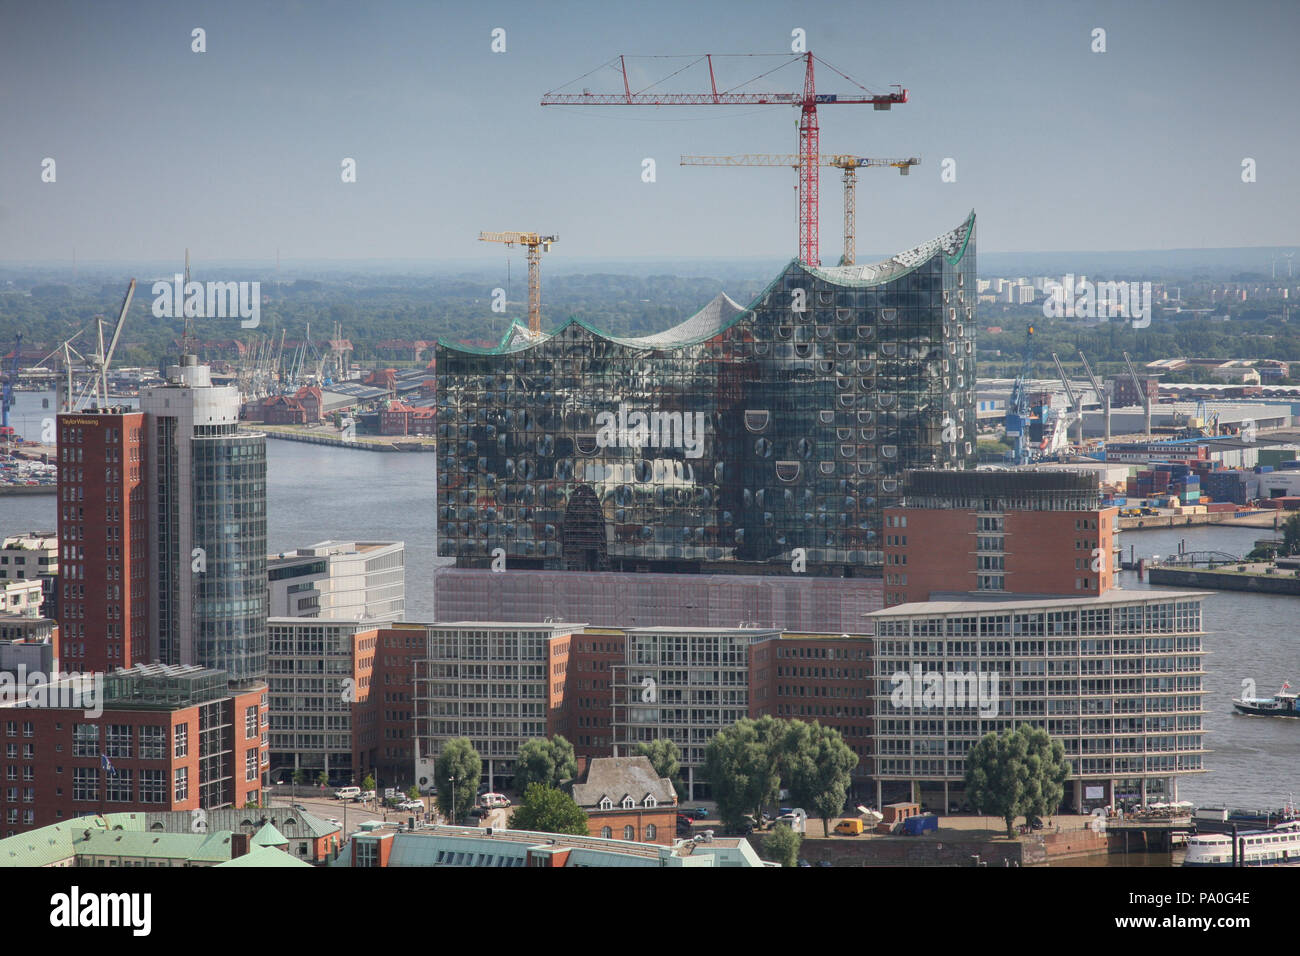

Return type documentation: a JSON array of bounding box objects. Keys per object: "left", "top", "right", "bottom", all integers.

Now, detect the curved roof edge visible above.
[
  {"left": 804, "top": 209, "right": 976, "bottom": 288},
  {"left": 437, "top": 211, "right": 975, "bottom": 357}
]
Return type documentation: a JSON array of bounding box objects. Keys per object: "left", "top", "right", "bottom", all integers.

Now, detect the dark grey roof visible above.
[{"left": 572, "top": 756, "right": 676, "bottom": 809}]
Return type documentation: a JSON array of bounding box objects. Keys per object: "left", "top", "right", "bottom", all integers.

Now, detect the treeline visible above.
[{"left": 0, "top": 273, "right": 769, "bottom": 369}]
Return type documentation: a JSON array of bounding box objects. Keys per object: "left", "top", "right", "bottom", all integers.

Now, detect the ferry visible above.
[
  {"left": 1194, "top": 804, "right": 1298, "bottom": 834},
  {"left": 1233, "top": 682, "right": 1300, "bottom": 717},
  {"left": 1184, "top": 821, "right": 1300, "bottom": 867}
]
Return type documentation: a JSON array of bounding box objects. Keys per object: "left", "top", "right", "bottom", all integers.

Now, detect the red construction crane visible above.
[{"left": 541, "top": 52, "right": 906, "bottom": 267}]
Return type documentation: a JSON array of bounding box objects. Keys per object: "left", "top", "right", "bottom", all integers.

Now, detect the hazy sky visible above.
[{"left": 2, "top": 0, "right": 1297, "bottom": 264}]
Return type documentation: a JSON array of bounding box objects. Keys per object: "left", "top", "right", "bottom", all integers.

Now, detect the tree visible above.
[
  {"left": 786, "top": 721, "right": 859, "bottom": 837},
  {"left": 703, "top": 715, "right": 786, "bottom": 827},
  {"left": 762, "top": 823, "right": 802, "bottom": 868},
  {"left": 964, "top": 724, "right": 1071, "bottom": 838},
  {"left": 361, "top": 773, "right": 375, "bottom": 793},
  {"left": 406, "top": 784, "right": 421, "bottom": 801},
  {"left": 508, "top": 784, "right": 589, "bottom": 836},
  {"left": 435, "top": 738, "right": 482, "bottom": 824},
  {"left": 316, "top": 770, "right": 328, "bottom": 788},
  {"left": 291, "top": 769, "right": 306, "bottom": 787},
  {"left": 634, "top": 738, "right": 686, "bottom": 801},
  {"left": 1282, "top": 513, "right": 1300, "bottom": 556},
  {"left": 512, "top": 735, "right": 578, "bottom": 793}
]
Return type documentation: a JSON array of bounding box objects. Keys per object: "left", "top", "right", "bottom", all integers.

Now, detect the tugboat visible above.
[{"left": 1233, "top": 682, "right": 1300, "bottom": 717}]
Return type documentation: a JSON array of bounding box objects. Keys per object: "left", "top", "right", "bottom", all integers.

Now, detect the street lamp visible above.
[{"left": 450, "top": 775, "right": 457, "bottom": 826}]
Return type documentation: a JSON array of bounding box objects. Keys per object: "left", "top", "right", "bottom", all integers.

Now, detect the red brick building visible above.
[
  {"left": 571, "top": 756, "right": 677, "bottom": 845},
  {"left": 1, "top": 663, "right": 267, "bottom": 837},
  {"left": 379, "top": 402, "right": 436, "bottom": 436},
  {"left": 56, "top": 410, "right": 149, "bottom": 671},
  {"left": 882, "top": 470, "right": 1118, "bottom": 607},
  {"left": 261, "top": 395, "right": 308, "bottom": 425},
  {"left": 567, "top": 628, "right": 623, "bottom": 771},
  {"left": 749, "top": 633, "right": 874, "bottom": 798},
  {"left": 355, "top": 623, "right": 425, "bottom": 789}
]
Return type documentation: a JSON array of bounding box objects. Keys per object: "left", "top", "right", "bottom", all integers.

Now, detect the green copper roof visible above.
[
  {"left": 0, "top": 813, "right": 146, "bottom": 868},
  {"left": 217, "top": 845, "right": 313, "bottom": 868},
  {"left": 252, "top": 821, "right": 290, "bottom": 846}
]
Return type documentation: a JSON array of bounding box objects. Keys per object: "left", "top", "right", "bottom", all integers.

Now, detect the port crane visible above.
[
  {"left": 478, "top": 232, "right": 557, "bottom": 337},
  {"left": 679, "top": 154, "right": 919, "bottom": 265},
  {"left": 1004, "top": 325, "right": 1036, "bottom": 465},
  {"left": 1121, "top": 351, "right": 1153, "bottom": 439},
  {"left": 1077, "top": 351, "right": 1111, "bottom": 442},
  {"left": 542, "top": 52, "right": 907, "bottom": 266}
]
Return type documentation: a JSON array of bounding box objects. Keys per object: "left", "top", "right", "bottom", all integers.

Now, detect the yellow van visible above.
[{"left": 834, "top": 818, "right": 865, "bottom": 836}]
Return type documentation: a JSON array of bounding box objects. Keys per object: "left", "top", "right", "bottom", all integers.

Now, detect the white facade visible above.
[{"left": 268, "top": 540, "right": 405, "bottom": 623}]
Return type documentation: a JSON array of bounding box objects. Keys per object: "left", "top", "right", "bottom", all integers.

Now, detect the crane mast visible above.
[
  {"left": 543, "top": 52, "right": 907, "bottom": 265},
  {"left": 478, "top": 232, "right": 557, "bottom": 337}
]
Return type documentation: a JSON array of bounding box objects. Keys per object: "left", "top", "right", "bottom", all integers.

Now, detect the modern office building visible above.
[
  {"left": 614, "top": 626, "right": 776, "bottom": 797},
  {"left": 357, "top": 623, "right": 424, "bottom": 790},
  {"left": 267, "top": 540, "right": 405, "bottom": 623},
  {"left": 140, "top": 358, "right": 268, "bottom": 682},
  {"left": 436, "top": 212, "right": 977, "bottom": 578},
  {"left": 882, "top": 470, "right": 1119, "bottom": 606},
  {"left": 55, "top": 409, "right": 149, "bottom": 671},
  {"left": 0, "top": 532, "right": 58, "bottom": 619},
  {"left": 412, "top": 622, "right": 578, "bottom": 792},
  {"left": 265, "top": 618, "right": 378, "bottom": 785},
  {"left": 0, "top": 662, "right": 267, "bottom": 837},
  {"left": 866, "top": 589, "right": 1209, "bottom": 812}
]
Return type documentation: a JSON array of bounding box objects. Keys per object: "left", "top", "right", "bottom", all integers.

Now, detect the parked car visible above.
[
  {"left": 834, "top": 818, "right": 865, "bottom": 836},
  {"left": 479, "top": 792, "right": 511, "bottom": 809},
  {"left": 335, "top": 786, "right": 361, "bottom": 801},
  {"left": 359, "top": 790, "right": 376, "bottom": 803},
  {"left": 397, "top": 800, "right": 423, "bottom": 812},
  {"left": 688, "top": 807, "right": 709, "bottom": 819}
]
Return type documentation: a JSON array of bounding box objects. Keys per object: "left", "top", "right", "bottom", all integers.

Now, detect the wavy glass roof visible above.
[{"left": 440, "top": 210, "right": 975, "bottom": 356}]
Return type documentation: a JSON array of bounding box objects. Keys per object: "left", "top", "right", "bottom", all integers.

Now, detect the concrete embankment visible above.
[
  {"left": 258, "top": 427, "right": 436, "bottom": 452},
  {"left": 1148, "top": 565, "right": 1300, "bottom": 595},
  {"left": 1120, "top": 511, "right": 1282, "bottom": 531}
]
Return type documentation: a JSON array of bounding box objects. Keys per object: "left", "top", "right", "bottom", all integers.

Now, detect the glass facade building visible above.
[
  {"left": 867, "top": 589, "right": 1208, "bottom": 811},
  {"left": 436, "top": 212, "right": 977, "bottom": 575}
]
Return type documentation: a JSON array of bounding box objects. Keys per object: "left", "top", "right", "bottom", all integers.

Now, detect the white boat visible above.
[{"left": 1183, "top": 820, "right": 1300, "bottom": 866}]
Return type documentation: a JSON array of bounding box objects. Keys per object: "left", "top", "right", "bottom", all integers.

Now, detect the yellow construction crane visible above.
[
  {"left": 478, "top": 231, "right": 558, "bottom": 337},
  {"left": 680, "top": 154, "right": 919, "bottom": 265}
]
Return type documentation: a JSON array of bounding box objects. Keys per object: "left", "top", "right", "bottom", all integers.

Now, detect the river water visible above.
[{"left": 3, "top": 391, "right": 1296, "bottom": 810}]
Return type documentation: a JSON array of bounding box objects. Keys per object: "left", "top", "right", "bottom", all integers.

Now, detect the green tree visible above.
[
  {"left": 635, "top": 738, "right": 686, "bottom": 801},
  {"left": 508, "top": 784, "right": 589, "bottom": 836},
  {"left": 406, "top": 784, "right": 421, "bottom": 801},
  {"left": 1281, "top": 513, "right": 1300, "bottom": 556},
  {"left": 762, "top": 823, "right": 802, "bottom": 868},
  {"left": 361, "top": 773, "right": 375, "bottom": 793},
  {"left": 316, "top": 771, "right": 328, "bottom": 788},
  {"left": 512, "top": 735, "right": 578, "bottom": 793},
  {"left": 703, "top": 716, "right": 786, "bottom": 827},
  {"left": 964, "top": 724, "right": 1071, "bottom": 838},
  {"left": 435, "top": 738, "right": 482, "bottom": 824},
  {"left": 291, "top": 769, "right": 306, "bottom": 787},
  {"left": 786, "top": 721, "right": 859, "bottom": 837}
]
